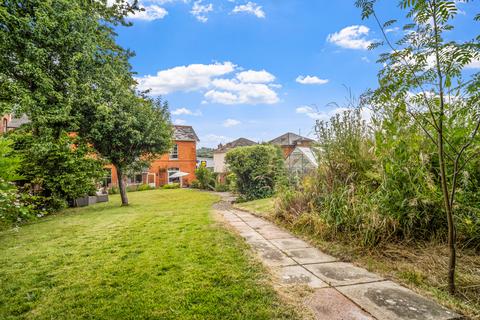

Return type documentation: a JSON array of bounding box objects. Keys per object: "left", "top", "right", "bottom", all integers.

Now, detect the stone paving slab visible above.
[
  {"left": 270, "top": 238, "right": 311, "bottom": 250},
  {"left": 223, "top": 214, "right": 243, "bottom": 222},
  {"left": 278, "top": 265, "right": 328, "bottom": 288},
  {"left": 256, "top": 226, "right": 294, "bottom": 240},
  {"left": 305, "top": 262, "right": 383, "bottom": 287},
  {"left": 243, "top": 219, "right": 271, "bottom": 229},
  {"left": 306, "top": 288, "right": 375, "bottom": 320},
  {"left": 218, "top": 200, "right": 461, "bottom": 320},
  {"left": 233, "top": 211, "right": 255, "bottom": 220},
  {"left": 239, "top": 231, "right": 265, "bottom": 242},
  {"left": 337, "top": 281, "right": 462, "bottom": 320},
  {"left": 229, "top": 221, "right": 255, "bottom": 233},
  {"left": 284, "top": 247, "right": 337, "bottom": 265},
  {"left": 248, "top": 240, "right": 297, "bottom": 267}
]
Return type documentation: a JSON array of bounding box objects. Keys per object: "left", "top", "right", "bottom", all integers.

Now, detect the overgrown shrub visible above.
[
  {"left": 225, "top": 145, "right": 286, "bottom": 201},
  {"left": 194, "top": 167, "right": 216, "bottom": 191},
  {"left": 276, "top": 108, "right": 479, "bottom": 248}
]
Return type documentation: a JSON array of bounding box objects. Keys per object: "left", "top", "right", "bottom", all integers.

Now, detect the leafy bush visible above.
[
  {"left": 190, "top": 179, "right": 201, "bottom": 189},
  {"left": 10, "top": 131, "right": 104, "bottom": 212},
  {"left": 137, "top": 184, "right": 155, "bottom": 191},
  {"left": 194, "top": 167, "right": 216, "bottom": 191},
  {"left": 214, "top": 183, "right": 229, "bottom": 192},
  {"left": 162, "top": 183, "right": 180, "bottom": 189},
  {"left": 225, "top": 145, "right": 286, "bottom": 201},
  {"left": 108, "top": 186, "right": 119, "bottom": 194},
  {"left": 0, "top": 137, "right": 35, "bottom": 229}
]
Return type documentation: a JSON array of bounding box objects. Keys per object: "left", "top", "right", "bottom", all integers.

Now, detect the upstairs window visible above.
[{"left": 170, "top": 144, "right": 179, "bottom": 159}]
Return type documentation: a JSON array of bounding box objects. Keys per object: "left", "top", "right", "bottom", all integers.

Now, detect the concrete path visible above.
[{"left": 216, "top": 198, "right": 462, "bottom": 320}]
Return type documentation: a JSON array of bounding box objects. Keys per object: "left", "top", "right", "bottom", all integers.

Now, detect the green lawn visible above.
[
  {"left": 0, "top": 189, "right": 299, "bottom": 319},
  {"left": 234, "top": 198, "right": 275, "bottom": 217}
]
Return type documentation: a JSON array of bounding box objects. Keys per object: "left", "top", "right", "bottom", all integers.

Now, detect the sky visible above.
[{"left": 112, "top": 0, "right": 480, "bottom": 148}]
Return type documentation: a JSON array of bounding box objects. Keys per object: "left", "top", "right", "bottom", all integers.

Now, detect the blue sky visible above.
[{"left": 113, "top": 0, "right": 479, "bottom": 148}]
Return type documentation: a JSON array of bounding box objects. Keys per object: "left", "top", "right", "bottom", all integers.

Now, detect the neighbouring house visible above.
[
  {"left": 213, "top": 138, "right": 257, "bottom": 177},
  {"left": 107, "top": 125, "right": 200, "bottom": 188},
  {"left": 269, "top": 132, "right": 314, "bottom": 158},
  {"left": 1, "top": 114, "right": 30, "bottom": 133}
]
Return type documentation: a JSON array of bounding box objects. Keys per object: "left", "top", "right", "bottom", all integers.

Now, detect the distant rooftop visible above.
[
  {"left": 214, "top": 137, "right": 257, "bottom": 153},
  {"left": 173, "top": 125, "right": 199, "bottom": 142},
  {"left": 269, "top": 132, "right": 313, "bottom": 146}
]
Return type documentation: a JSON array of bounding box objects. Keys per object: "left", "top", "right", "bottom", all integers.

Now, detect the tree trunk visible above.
[
  {"left": 431, "top": 0, "right": 456, "bottom": 294},
  {"left": 437, "top": 131, "right": 456, "bottom": 294},
  {"left": 115, "top": 165, "right": 129, "bottom": 206}
]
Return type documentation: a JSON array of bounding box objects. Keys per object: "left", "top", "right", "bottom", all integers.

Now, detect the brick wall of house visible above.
[
  {"left": 1, "top": 115, "right": 11, "bottom": 134},
  {"left": 107, "top": 140, "right": 197, "bottom": 188}
]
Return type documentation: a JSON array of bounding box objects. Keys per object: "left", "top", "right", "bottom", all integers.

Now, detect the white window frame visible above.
[{"left": 169, "top": 144, "right": 179, "bottom": 160}]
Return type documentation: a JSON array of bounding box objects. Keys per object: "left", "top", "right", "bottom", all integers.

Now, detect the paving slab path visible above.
[{"left": 214, "top": 194, "right": 462, "bottom": 320}]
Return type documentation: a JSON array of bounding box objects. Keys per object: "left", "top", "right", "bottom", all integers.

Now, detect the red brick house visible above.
[
  {"left": 1, "top": 114, "right": 199, "bottom": 188},
  {"left": 106, "top": 125, "right": 200, "bottom": 188}
]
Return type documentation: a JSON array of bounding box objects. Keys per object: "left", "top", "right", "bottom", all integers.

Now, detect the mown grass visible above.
[
  {"left": 236, "top": 197, "right": 480, "bottom": 320},
  {"left": 0, "top": 189, "right": 299, "bottom": 319}
]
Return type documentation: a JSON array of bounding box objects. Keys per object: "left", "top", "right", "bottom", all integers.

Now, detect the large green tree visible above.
[
  {"left": 0, "top": 0, "right": 138, "bottom": 131},
  {"left": 356, "top": 0, "right": 480, "bottom": 293},
  {"left": 82, "top": 95, "right": 172, "bottom": 206}
]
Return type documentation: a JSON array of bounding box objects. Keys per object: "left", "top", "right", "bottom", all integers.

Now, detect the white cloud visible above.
[
  {"left": 128, "top": 5, "right": 168, "bottom": 21},
  {"left": 200, "top": 134, "right": 232, "bottom": 148},
  {"left": 223, "top": 119, "right": 241, "bottom": 127},
  {"left": 296, "top": 75, "right": 329, "bottom": 85},
  {"left": 191, "top": 0, "right": 213, "bottom": 22},
  {"left": 136, "top": 62, "right": 235, "bottom": 95},
  {"left": 171, "top": 107, "right": 202, "bottom": 116},
  {"left": 385, "top": 26, "right": 399, "bottom": 33},
  {"left": 327, "top": 25, "right": 372, "bottom": 50},
  {"left": 236, "top": 70, "right": 275, "bottom": 83},
  {"left": 296, "top": 105, "right": 371, "bottom": 122},
  {"left": 361, "top": 56, "right": 370, "bottom": 63},
  {"left": 232, "top": 1, "right": 265, "bottom": 18},
  {"left": 205, "top": 78, "right": 279, "bottom": 105},
  {"left": 173, "top": 119, "right": 187, "bottom": 125},
  {"left": 138, "top": 62, "right": 280, "bottom": 105},
  {"left": 465, "top": 58, "right": 480, "bottom": 69}
]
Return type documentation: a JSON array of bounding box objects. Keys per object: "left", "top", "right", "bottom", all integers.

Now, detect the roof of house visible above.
[
  {"left": 7, "top": 114, "right": 30, "bottom": 128},
  {"left": 269, "top": 132, "right": 313, "bottom": 146},
  {"left": 173, "top": 125, "right": 199, "bottom": 142},
  {"left": 214, "top": 137, "right": 257, "bottom": 153}
]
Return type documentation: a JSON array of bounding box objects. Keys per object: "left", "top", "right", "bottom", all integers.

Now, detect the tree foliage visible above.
[
  {"left": 81, "top": 96, "right": 172, "bottom": 205},
  {"left": 0, "top": 137, "right": 34, "bottom": 229},
  {"left": 9, "top": 130, "right": 104, "bottom": 211},
  {"left": 355, "top": 0, "right": 480, "bottom": 294},
  {"left": 0, "top": 0, "right": 138, "bottom": 133},
  {"left": 225, "top": 145, "right": 286, "bottom": 201}
]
